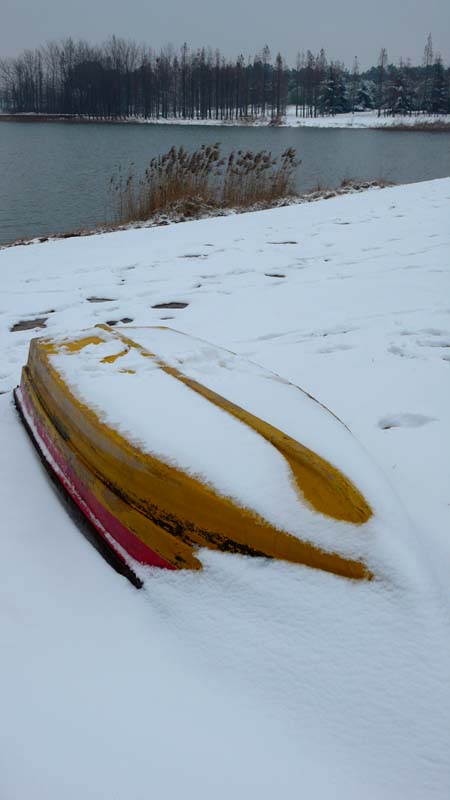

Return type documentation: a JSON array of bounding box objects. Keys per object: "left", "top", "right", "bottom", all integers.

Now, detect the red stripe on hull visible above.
[{"left": 16, "top": 382, "right": 175, "bottom": 571}]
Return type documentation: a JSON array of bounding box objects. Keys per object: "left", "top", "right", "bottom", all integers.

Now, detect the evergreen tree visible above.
[
  {"left": 356, "top": 80, "right": 375, "bottom": 110},
  {"left": 388, "top": 64, "right": 413, "bottom": 115},
  {"left": 430, "top": 56, "right": 448, "bottom": 113},
  {"left": 319, "top": 64, "right": 347, "bottom": 115}
]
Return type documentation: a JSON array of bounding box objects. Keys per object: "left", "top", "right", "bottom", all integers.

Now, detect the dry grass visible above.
[
  {"left": 381, "top": 120, "right": 450, "bottom": 133},
  {"left": 110, "top": 145, "right": 299, "bottom": 224}
]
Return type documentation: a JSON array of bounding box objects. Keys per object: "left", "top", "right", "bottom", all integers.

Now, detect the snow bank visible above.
[
  {"left": 126, "top": 106, "right": 450, "bottom": 129},
  {"left": 1, "top": 179, "right": 450, "bottom": 798},
  {"left": 284, "top": 107, "right": 450, "bottom": 128}
]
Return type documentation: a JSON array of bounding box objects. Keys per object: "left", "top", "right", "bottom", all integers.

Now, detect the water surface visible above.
[{"left": 1, "top": 121, "right": 449, "bottom": 245}]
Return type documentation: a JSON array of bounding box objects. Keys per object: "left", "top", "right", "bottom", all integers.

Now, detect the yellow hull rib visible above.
[{"left": 103, "top": 325, "right": 372, "bottom": 525}]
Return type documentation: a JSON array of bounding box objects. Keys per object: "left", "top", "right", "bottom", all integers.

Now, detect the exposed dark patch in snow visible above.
[
  {"left": 378, "top": 413, "right": 436, "bottom": 430},
  {"left": 10, "top": 317, "right": 47, "bottom": 332},
  {"left": 152, "top": 302, "right": 189, "bottom": 309},
  {"left": 86, "top": 296, "right": 115, "bottom": 303}
]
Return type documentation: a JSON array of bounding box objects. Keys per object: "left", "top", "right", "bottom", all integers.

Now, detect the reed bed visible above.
[
  {"left": 382, "top": 120, "right": 450, "bottom": 132},
  {"left": 110, "top": 145, "right": 299, "bottom": 224}
]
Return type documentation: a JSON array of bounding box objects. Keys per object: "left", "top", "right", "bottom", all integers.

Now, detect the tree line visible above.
[{"left": 0, "top": 35, "right": 448, "bottom": 120}]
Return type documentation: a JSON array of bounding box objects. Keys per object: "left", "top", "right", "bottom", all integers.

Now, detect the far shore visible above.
[
  {"left": 0, "top": 113, "right": 141, "bottom": 125},
  {"left": 1, "top": 111, "right": 450, "bottom": 131}
]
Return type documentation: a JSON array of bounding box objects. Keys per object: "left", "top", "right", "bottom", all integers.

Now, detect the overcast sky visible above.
[{"left": 2, "top": 0, "right": 449, "bottom": 67}]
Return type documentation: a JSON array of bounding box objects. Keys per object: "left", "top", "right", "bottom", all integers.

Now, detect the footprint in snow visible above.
[
  {"left": 152, "top": 302, "right": 189, "bottom": 309},
  {"left": 10, "top": 317, "right": 47, "bottom": 332},
  {"left": 378, "top": 413, "right": 436, "bottom": 430},
  {"left": 417, "top": 337, "right": 450, "bottom": 349},
  {"left": 106, "top": 317, "right": 134, "bottom": 326},
  {"left": 387, "top": 344, "right": 417, "bottom": 359},
  {"left": 317, "top": 344, "right": 354, "bottom": 354},
  {"left": 178, "top": 254, "right": 208, "bottom": 259},
  {"left": 420, "top": 328, "right": 447, "bottom": 336},
  {"left": 87, "top": 296, "right": 116, "bottom": 303}
]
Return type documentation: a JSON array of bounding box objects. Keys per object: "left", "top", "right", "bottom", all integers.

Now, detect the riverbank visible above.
[
  {"left": 284, "top": 108, "right": 450, "bottom": 130},
  {"left": 2, "top": 108, "right": 450, "bottom": 130},
  {"left": 0, "top": 179, "right": 388, "bottom": 250}
]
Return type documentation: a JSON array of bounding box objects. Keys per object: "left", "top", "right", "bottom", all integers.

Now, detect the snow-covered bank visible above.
[
  {"left": 132, "top": 107, "right": 450, "bottom": 128},
  {"left": 113, "top": 108, "right": 450, "bottom": 128},
  {"left": 1, "top": 180, "right": 450, "bottom": 799},
  {"left": 0, "top": 179, "right": 386, "bottom": 251},
  {"left": 122, "top": 107, "right": 450, "bottom": 129},
  {"left": 284, "top": 107, "right": 450, "bottom": 128},
  {"left": 3, "top": 107, "right": 450, "bottom": 129}
]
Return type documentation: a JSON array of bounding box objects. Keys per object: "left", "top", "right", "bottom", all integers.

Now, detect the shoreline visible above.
[
  {"left": 1, "top": 111, "right": 450, "bottom": 131},
  {"left": 0, "top": 179, "right": 389, "bottom": 251}
]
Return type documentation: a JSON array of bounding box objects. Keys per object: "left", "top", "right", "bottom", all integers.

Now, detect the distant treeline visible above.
[{"left": 0, "top": 35, "right": 448, "bottom": 120}]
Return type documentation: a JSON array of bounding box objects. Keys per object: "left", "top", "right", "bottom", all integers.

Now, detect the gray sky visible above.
[{"left": 2, "top": 0, "right": 449, "bottom": 67}]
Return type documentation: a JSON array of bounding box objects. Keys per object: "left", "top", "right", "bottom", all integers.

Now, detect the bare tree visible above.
[
  {"left": 349, "top": 56, "right": 360, "bottom": 112},
  {"left": 422, "top": 33, "right": 434, "bottom": 113},
  {"left": 377, "top": 47, "right": 388, "bottom": 116}
]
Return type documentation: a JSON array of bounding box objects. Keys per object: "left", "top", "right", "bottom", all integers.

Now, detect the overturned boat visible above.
[{"left": 14, "top": 325, "right": 374, "bottom": 584}]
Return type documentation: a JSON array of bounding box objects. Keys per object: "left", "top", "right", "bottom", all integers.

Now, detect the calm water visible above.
[{"left": 1, "top": 121, "right": 449, "bottom": 245}]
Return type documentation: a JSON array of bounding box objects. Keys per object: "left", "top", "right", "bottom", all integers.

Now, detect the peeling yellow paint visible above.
[
  {"left": 57, "top": 335, "right": 106, "bottom": 353},
  {"left": 100, "top": 348, "right": 130, "bottom": 364}
]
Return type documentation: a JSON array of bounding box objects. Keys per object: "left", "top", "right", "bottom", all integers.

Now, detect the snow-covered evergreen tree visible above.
[
  {"left": 388, "top": 64, "right": 413, "bottom": 115},
  {"left": 355, "top": 80, "right": 375, "bottom": 110},
  {"left": 430, "top": 56, "right": 448, "bottom": 113},
  {"left": 319, "top": 64, "right": 348, "bottom": 115}
]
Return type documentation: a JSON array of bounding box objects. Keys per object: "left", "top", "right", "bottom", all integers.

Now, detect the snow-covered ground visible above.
[
  {"left": 284, "top": 107, "right": 450, "bottom": 128},
  {"left": 3, "top": 107, "right": 450, "bottom": 128},
  {"left": 1, "top": 179, "right": 450, "bottom": 799},
  {"left": 128, "top": 106, "right": 450, "bottom": 128}
]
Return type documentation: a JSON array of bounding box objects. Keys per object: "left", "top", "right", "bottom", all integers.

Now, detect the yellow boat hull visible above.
[{"left": 15, "top": 326, "right": 373, "bottom": 582}]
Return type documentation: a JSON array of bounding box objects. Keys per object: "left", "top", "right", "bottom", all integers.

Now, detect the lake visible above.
[{"left": 1, "top": 121, "right": 449, "bottom": 245}]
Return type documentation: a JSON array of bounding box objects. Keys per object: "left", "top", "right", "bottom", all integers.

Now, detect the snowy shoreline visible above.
[
  {"left": 2, "top": 107, "right": 450, "bottom": 129},
  {"left": 0, "top": 179, "right": 389, "bottom": 250},
  {"left": 1, "top": 180, "right": 450, "bottom": 799}
]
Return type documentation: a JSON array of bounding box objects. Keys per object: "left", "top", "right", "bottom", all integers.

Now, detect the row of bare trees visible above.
[
  {"left": 0, "top": 40, "right": 287, "bottom": 120},
  {"left": 0, "top": 37, "right": 448, "bottom": 120}
]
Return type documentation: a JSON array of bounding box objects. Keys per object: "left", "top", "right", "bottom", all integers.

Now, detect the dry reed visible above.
[{"left": 110, "top": 145, "right": 299, "bottom": 224}]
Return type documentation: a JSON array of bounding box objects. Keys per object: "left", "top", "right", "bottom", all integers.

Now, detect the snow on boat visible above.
[{"left": 14, "top": 324, "right": 375, "bottom": 582}]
